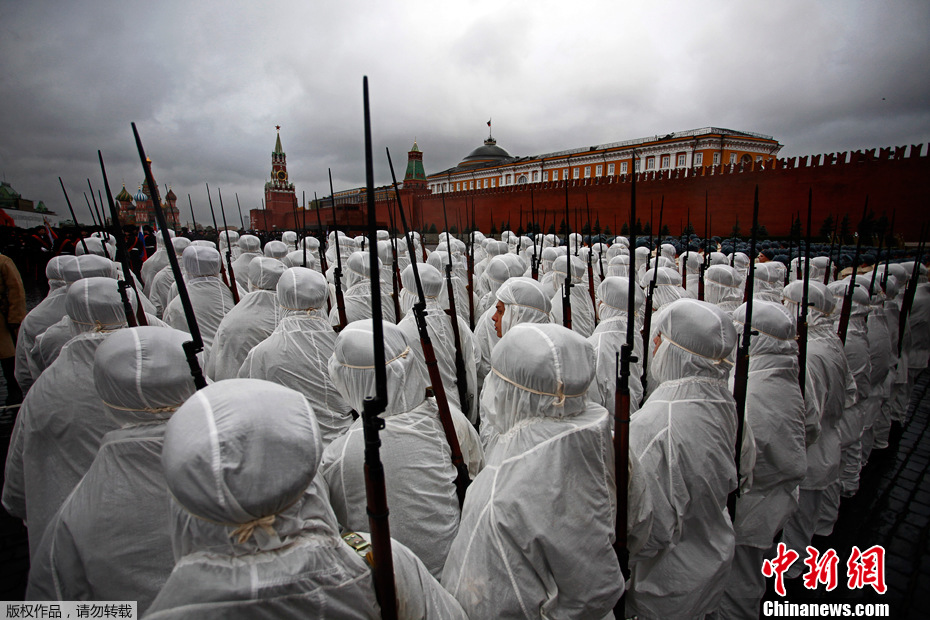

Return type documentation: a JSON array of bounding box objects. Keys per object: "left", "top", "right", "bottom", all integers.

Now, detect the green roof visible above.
[
  {"left": 274, "top": 132, "right": 284, "bottom": 154},
  {"left": 405, "top": 156, "right": 426, "bottom": 181}
]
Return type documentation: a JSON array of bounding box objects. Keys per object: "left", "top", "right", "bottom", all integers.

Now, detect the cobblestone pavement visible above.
[{"left": 0, "top": 280, "right": 927, "bottom": 615}]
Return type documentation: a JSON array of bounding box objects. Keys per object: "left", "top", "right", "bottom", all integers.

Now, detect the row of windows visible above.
[{"left": 430, "top": 152, "right": 765, "bottom": 192}]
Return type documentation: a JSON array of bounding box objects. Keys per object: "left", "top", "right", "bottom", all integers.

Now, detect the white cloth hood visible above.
[
  {"left": 66, "top": 277, "right": 134, "bottom": 337},
  {"left": 45, "top": 255, "right": 75, "bottom": 290},
  {"left": 263, "top": 240, "right": 289, "bottom": 258},
  {"left": 597, "top": 276, "right": 644, "bottom": 320},
  {"left": 651, "top": 298, "right": 737, "bottom": 385},
  {"left": 237, "top": 235, "right": 261, "bottom": 253},
  {"left": 345, "top": 251, "right": 382, "bottom": 288},
  {"left": 94, "top": 326, "right": 199, "bottom": 427},
  {"left": 70, "top": 254, "right": 116, "bottom": 280},
  {"left": 487, "top": 323, "right": 594, "bottom": 432},
  {"left": 277, "top": 267, "right": 328, "bottom": 316},
  {"left": 403, "top": 263, "right": 443, "bottom": 299},
  {"left": 705, "top": 264, "right": 743, "bottom": 308},
  {"left": 181, "top": 245, "right": 221, "bottom": 277},
  {"left": 783, "top": 280, "right": 836, "bottom": 329},
  {"left": 733, "top": 299, "right": 798, "bottom": 357},
  {"left": 162, "top": 379, "right": 322, "bottom": 549},
  {"left": 248, "top": 256, "right": 286, "bottom": 291},
  {"left": 496, "top": 276, "right": 551, "bottom": 334},
  {"left": 329, "top": 319, "right": 427, "bottom": 416}
]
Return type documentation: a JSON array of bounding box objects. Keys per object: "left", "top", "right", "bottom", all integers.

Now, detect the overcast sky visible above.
[{"left": 2, "top": 0, "right": 928, "bottom": 226}]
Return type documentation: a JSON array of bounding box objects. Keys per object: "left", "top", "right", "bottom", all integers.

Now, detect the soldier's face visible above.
[{"left": 493, "top": 301, "right": 505, "bottom": 338}]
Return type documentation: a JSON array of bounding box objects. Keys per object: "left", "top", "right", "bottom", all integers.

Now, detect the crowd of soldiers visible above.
[{"left": 1, "top": 217, "right": 927, "bottom": 619}]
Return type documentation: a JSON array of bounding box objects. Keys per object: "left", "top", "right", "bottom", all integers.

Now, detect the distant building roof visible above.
[{"left": 458, "top": 137, "right": 511, "bottom": 167}]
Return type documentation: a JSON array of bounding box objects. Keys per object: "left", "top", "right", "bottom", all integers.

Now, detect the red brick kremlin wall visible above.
[{"left": 369, "top": 144, "right": 929, "bottom": 240}]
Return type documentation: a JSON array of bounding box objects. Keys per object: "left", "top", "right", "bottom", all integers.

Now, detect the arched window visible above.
[{"left": 517, "top": 175, "right": 528, "bottom": 184}]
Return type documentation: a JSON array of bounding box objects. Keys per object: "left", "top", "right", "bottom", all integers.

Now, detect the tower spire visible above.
[{"left": 274, "top": 125, "right": 284, "bottom": 155}]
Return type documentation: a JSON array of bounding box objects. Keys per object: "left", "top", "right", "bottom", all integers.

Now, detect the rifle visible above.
[
  {"left": 798, "top": 189, "right": 813, "bottom": 397},
  {"left": 59, "top": 178, "right": 90, "bottom": 255},
  {"left": 302, "top": 192, "right": 309, "bottom": 268},
  {"left": 562, "top": 180, "right": 572, "bottom": 329},
  {"left": 881, "top": 210, "right": 895, "bottom": 292},
  {"left": 868, "top": 214, "right": 887, "bottom": 297},
  {"left": 98, "top": 150, "right": 147, "bottom": 327},
  {"left": 586, "top": 194, "right": 598, "bottom": 325},
  {"left": 292, "top": 194, "right": 303, "bottom": 251},
  {"left": 440, "top": 190, "right": 472, "bottom": 418},
  {"left": 360, "top": 78, "right": 397, "bottom": 620},
  {"left": 825, "top": 216, "right": 839, "bottom": 285},
  {"left": 530, "top": 190, "right": 539, "bottom": 280},
  {"left": 210, "top": 185, "right": 240, "bottom": 304},
  {"left": 83, "top": 191, "right": 112, "bottom": 260},
  {"left": 728, "top": 186, "right": 760, "bottom": 521},
  {"left": 387, "top": 146, "right": 471, "bottom": 506},
  {"left": 612, "top": 148, "right": 637, "bottom": 620},
  {"left": 795, "top": 211, "right": 803, "bottom": 281},
  {"left": 204, "top": 192, "right": 231, "bottom": 289},
  {"left": 132, "top": 122, "right": 207, "bottom": 390},
  {"left": 313, "top": 192, "right": 333, "bottom": 315},
  {"left": 785, "top": 213, "right": 795, "bottom": 287},
  {"left": 640, "top": 196, "right": 662, "bottom": 406},
  {"left": 699, "top": 192, "right": 709, "bottom": 301},
  {"left": 681, "top": 207, "right": 689, "bottom": 291},
  {"left": 466, "top": 197, "right": 476, "bottom": 329},
  {"left": 87, "top": 179, "right": 111, "bottom": 244},
  {"left": 235, "top": 193, "right": 245, "bottom": 230},
  {"left": 837, "top": 199, "right": 869, "bottom": 345},
  {"left": 329, "top": 168, "right": 349, "bottom": 330},
  {"left": 898, "top": 223, "right": 928, "bottom": 356},
  {"left": 188, "top": 194, "right": 198, "bottom": 233},
  {"left": 385, "top": 193, "right": 402, "bottom": 321}
]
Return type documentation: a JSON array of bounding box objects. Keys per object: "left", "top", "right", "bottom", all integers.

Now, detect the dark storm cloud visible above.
[{"left": 1, "top": 0, "right": 928, "bottom": 227}]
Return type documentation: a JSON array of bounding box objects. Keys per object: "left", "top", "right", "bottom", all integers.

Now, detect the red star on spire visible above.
[{"left": 275, "top": 125, "right": 281, "bottom": 131}]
